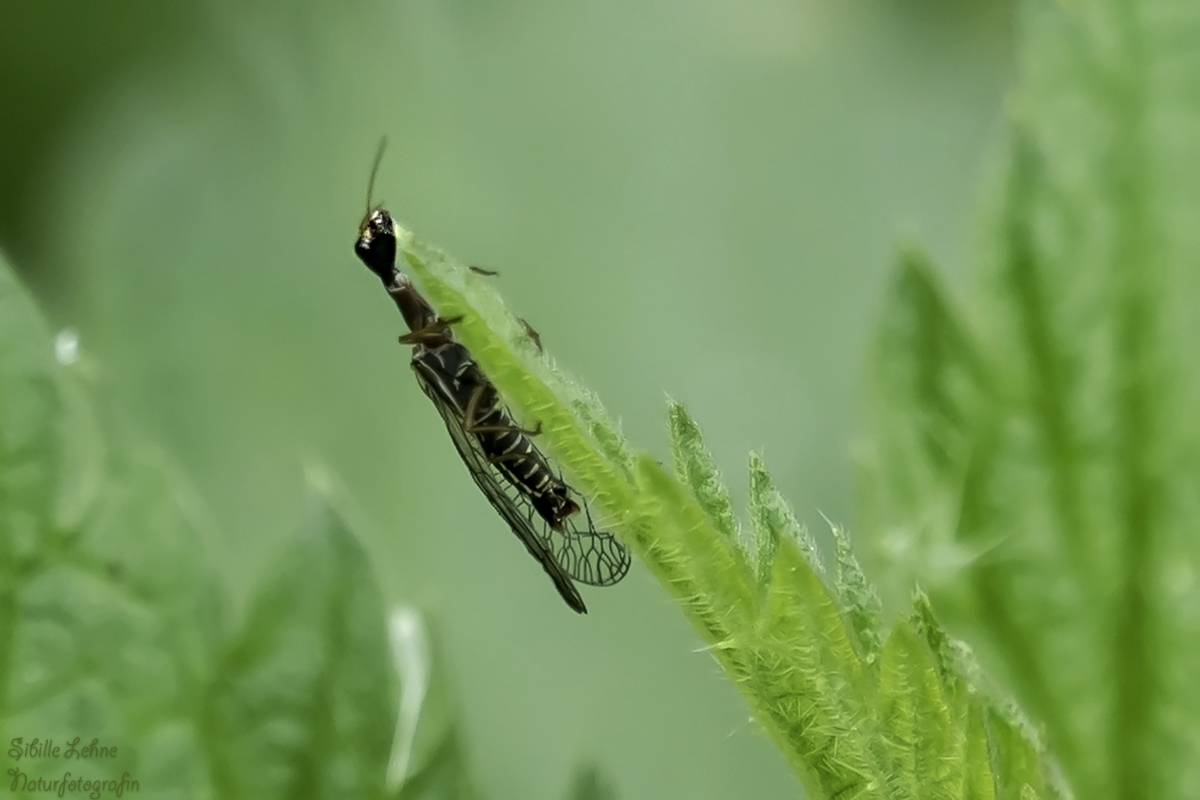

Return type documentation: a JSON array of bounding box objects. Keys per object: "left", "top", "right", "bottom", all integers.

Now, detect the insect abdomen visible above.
[{"left": 476, "top": 418, "right": 580, "bottom": 530}]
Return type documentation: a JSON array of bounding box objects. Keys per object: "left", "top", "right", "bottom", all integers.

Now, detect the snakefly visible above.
[{"left": 351, "top": 153, "right": 630, "bottom": 613}]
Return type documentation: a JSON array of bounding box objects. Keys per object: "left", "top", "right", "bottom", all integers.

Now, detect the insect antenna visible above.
[{"left": 366, "top": 136, "right": 388, "bottom": 214}]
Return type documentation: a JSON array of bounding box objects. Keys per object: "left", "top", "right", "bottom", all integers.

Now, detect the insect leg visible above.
[
  {"left": 518, "top": 317, "right": 544, "bottom": 353},
  {"left": 399, "top": 315, "right": 464, "bottom": 346}
]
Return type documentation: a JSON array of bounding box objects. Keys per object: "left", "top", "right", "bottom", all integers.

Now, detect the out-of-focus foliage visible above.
[
  {"left": 388, "top": 608, "right": 482, "bottom": 800},
  {"left": 859, "top": 0, "right": 1200, "bottom": 797},
  {"left": 0, "top": 253, "right": 478, "bottom": 798},
  {"left": 0, "top": 1, "right": 198, "bottom": 298}
]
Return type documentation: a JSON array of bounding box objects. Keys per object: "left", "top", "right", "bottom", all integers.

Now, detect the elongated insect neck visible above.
[{"left": 387, "top": 273, "right": 440, "bottom": 333}]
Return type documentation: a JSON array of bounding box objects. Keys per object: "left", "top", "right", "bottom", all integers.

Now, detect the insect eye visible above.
[{"left": 371, "top": 208, "right": 391, "bottom": 232}]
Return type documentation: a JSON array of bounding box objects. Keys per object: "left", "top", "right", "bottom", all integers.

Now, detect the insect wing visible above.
[
  {"left": 551, "top": 501, "right": 631, "bottom": 587},
  {"left": 411, "top": 350, "right": 630, "bottom": 589},
  {"left": 411, "top": 355, "right": 585, "bottom": 611}
]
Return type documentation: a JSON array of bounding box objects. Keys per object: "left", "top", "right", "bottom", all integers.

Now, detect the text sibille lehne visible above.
[
  {"left": 9, "top": 738, "right": 118, "bottom": 761},
  {"left": 8, "top": 738, "right": 137, "bottom": 798}
]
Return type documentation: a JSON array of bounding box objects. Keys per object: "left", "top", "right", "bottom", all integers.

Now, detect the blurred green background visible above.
[{"left": 1, "top": 0, "right": 1009, "bottom": 796}]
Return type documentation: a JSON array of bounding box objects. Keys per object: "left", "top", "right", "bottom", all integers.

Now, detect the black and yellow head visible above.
[{"left": 355, "top": 206, "right": 397, "bottom": 284}]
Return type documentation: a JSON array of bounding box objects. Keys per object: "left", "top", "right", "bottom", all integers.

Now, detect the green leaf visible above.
[
  {"left": 571, "top": 390, "right": 637, "bottom": 483},
  {"left": 4, "top": 452, "right": 227, "bottom": 798},
  {"left": 749, "top": 535, "right": 886, "bottom": 800},
  {"left": 667, "top": 400, "right": 740, "bottom": 545},
  {"left": 747, "top": 460, "right": 780, "bottom": 592},
  {"left": 963, "top": 697, "right": 997, "bottom": 800},
  {"left": 983, "top": 702, "right": 1052, "bottom": 800},
  {"left": 861, "top": 0, "right": 1200, "bottom": 792},
  {"left": 908, "top": 590, "right": 960, "bottom": 695},
  {"left": 831, "top": 519, "right": 883, "bottom": 664},
  {"left": 386, "top": 608, "right": 481, "bottom": 800},
  {"left": 858, "top": 245, "right": 995, "bottom": 608},
  {"left": 747, "top": 452, "right": 823, "bottom": 589},
  {"left": 209, "top": 496, "right": 396, "bottom": 800},
  {"left": 0, "top": 253, "right": 224, "bottom": 796},
  {"left": 0, "top": 248, "right": 66, "bottom": 568},
  {"left": 876, "top": 618, "right": 961, "bottom": 800},
  {"left": 628, "top": 455, "right": 755, "bottom": 640}
]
